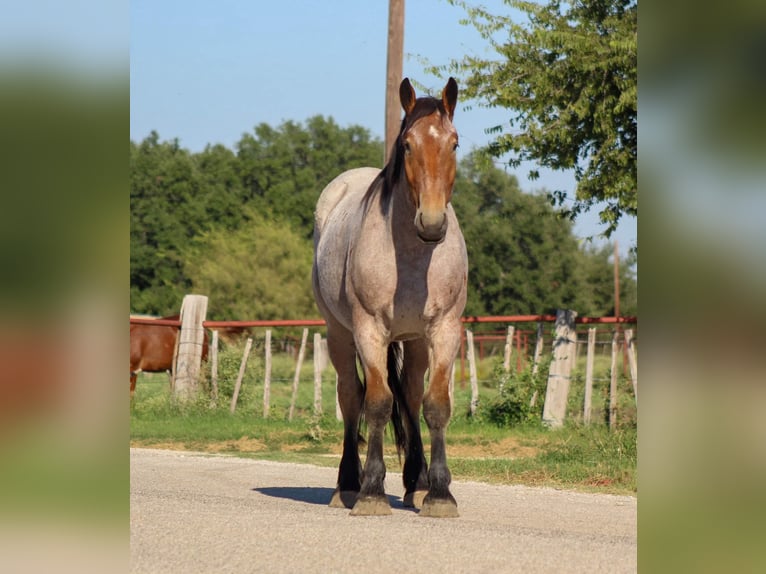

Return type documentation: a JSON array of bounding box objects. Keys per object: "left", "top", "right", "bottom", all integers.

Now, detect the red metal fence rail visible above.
[{"left": 129, "top": 315, "right": 637, "bottom": 328}]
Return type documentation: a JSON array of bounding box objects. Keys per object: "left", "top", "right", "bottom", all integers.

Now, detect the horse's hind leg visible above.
[
  {"left": 421, "top": 321, "right": 461, "bottom": 518},
  {"left": 326, "top": 324, "right": 364, "bottom": 509},
  {"left": 400, "top": 339, "right": 430, "bottom": 509}
]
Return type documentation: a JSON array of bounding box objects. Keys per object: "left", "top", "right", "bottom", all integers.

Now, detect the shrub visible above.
[{"left": 482, "top": 357, "right": 551, "bottom": 427}]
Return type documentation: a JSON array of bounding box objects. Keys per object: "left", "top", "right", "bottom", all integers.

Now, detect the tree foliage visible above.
[
  {"left": 130, "top": 117, "right": 382, "bottom": 315},
  {"left": 131, "top": 120, "right": 636, "bottom": 320},
  {"left": 443, "top": 0, "right": 637, "bottom": 237},
  {"left": 184, "top": 209, "right": 316, "bottom": 320},
  {"left": 236, "top": 116, "right": 383, "bottom": 238},
  {"left": 453, "top": 152, "right": 633, "bottom": 318}
]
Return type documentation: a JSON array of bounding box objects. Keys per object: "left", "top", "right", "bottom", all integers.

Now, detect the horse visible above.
[
  {"left": 312, "top": 77, "right": 467, "bottom": 518},
  {"left": 129, "top": 315, "right": 209, "bottom": 398}
]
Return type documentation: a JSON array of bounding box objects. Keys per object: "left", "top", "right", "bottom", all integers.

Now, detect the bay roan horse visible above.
[
  {"left": 312, "top": 78, "right": 467, "bottom": 517},
  {"left": 129, "top": 315, "right": 209, "bottom": 398}
]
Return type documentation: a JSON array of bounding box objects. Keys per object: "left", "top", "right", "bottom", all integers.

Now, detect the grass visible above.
[{"left": 130, "top": 337, "right": 637, "bottom": 496}]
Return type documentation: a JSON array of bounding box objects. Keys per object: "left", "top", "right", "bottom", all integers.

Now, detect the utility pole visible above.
[
  {"left": 384, "top": 0, "right": 405, "bottom": 165},
  {"left": 614, "top": 240, "right": 621, "bottom": 320}
]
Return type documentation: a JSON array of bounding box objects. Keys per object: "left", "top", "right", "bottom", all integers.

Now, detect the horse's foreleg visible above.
[
  {"left": 351, "top": 337, "right": 393, "bottom": 516},
  {"left": 400, "top": 339, "right": 429, "bottom": 509},
  {"left": 421, "top": 325, "right": 461, "bottom": 518}
]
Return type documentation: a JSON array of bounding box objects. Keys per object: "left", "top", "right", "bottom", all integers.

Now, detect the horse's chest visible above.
[{"left": 350, "top": 249, "right": 463, "bottom": 333}]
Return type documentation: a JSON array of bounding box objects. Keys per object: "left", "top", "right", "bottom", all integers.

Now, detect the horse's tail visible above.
[{"left": 387, "top": 342, "right": 407, "bottom": 459}]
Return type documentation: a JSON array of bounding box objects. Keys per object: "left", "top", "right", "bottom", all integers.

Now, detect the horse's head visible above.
[{"left": 398, "top": 77, "right": 458, "bottom": 244}]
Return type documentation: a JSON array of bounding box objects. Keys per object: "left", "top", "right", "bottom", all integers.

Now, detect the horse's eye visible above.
[
  {"left": 453, "top": 142, "right": 459, "bottom": 152},
  {"left": 404, "top": 142, "right": 412, "bottom": 154}
]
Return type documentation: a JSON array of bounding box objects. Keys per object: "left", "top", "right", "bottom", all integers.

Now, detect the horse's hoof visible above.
[
  {"left": 350, "top": 495, "right": 392, "bottom": 516},
  {"left": 329, "top": 490, "right": 358, "bottom": 509},
  {"left": 419, "top": 497, "right": 459, "bottom": 518},
  {"left": 403, "top": 490, "right": 428, "bottom": 509}
]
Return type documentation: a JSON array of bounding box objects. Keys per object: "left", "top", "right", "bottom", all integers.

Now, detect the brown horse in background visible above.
[{"left": 129, "top": 315, "right": 209, "bottom": 398}]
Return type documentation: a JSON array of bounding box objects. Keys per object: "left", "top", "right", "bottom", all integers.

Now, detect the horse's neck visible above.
[{"left": 387, "top": 179, "right": 419, "bottom": 242}]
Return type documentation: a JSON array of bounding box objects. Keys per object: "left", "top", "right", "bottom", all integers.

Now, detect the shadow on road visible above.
[{"left": 253, "top": 486, "right": 404, "bottom": 508}]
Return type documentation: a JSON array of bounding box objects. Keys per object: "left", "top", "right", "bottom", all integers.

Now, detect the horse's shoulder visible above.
[{"left": 315, "top": 168, "right": 380, "bottom": 232}]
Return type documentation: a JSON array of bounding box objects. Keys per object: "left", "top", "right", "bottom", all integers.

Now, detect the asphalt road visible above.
[{"left": 130, "top": 448, "right": 636, "bottom": 573}]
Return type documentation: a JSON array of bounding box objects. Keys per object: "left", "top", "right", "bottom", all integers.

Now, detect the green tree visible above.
[
  {"left": 578, "top": 243, "right": 637, "bottom": 317},
  {"left": 130, "top": 118, "right": 381, "bottom": 316},
  {"left": 453, "top": 153, "right": 591, "bottom": 317},
  {"left": 130, "top": 133, "right": 248, "bottom": 314},
  {"left": 235, "top": 116, "right": 383, "bottom": 238},
  {"left": 183, "top": 209, "right": 316, "bottom": 320},
  {"left": 444, "top": 0, "right": 637, "bottom": 238},
  {"left": 130, "top": 133, "right": 199, "bottom": 313}
]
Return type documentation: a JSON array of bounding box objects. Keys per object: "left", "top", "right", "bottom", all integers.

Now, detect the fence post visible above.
[
  {"left": 313, "top": 333, "right": 324, "bottom": 417},
  {"left": 624, "top": 329, "right": 638, "bottom": 406},
  {"left": 288, "top": 328, "right": 309, "bottom": 421},
  {"left": 460, "top": 331, "right": 466, "bottom": 389},
  {"left": 583, "top": 328, "right": 596, "bottom": 424},
  {"left": 263, "top": 329, "right": 272, "bottom": 418},
  {"left": 210, "top": 330, "right": 219, "bottom": 406},
  {"left": 173, "top": 294, "right": 208, "bottom": 399},
  {"left": 542, "top": 309, "right": 577, "bottom": 428},
  {"left": 466, "top": 329, "right": 479, "bottom": 417},
  {"left": 531, "top": 322, "right": 545, "bottom": 376},
  {"left": 501, "top": 325, "right": 515, "bottom": 390},
  {"left": 609, "top": 330, "right": 619, "bottom": 429},
  {"left": 529, "top": 322, "right": 545, "bottom": 407},
  {"left": 230, "top": 337, "right": 253, "bottom": 413}
]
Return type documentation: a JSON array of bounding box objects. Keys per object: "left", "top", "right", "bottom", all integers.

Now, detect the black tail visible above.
[{"left": 387, "top": 342, "right": 407, "bottom": 459}]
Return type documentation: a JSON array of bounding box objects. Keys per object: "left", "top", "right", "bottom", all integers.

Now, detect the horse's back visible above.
[{"left": 315, "top": 167, "right": 379, "bottom": 237}]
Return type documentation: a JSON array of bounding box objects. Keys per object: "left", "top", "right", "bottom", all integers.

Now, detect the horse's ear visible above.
[
  {"left": 400, "top": 78, "right": 417, "bottom": 115},
  {"left": 442, "top": 77, "right": 458, "bottom": 120}
]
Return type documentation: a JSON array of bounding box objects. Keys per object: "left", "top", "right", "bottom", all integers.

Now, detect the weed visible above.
[{"left": 481, "top": 357, "right": 550, "bottom": 427}]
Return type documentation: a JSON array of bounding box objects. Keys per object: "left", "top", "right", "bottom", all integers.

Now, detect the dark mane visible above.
[{"left": 363, "top": 97, "right": 448, "bottom": 212}]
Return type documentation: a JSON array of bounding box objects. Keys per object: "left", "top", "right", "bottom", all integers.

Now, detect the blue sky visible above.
[{"left": 130, "top": 0, "right": 636, "bottom": 253}]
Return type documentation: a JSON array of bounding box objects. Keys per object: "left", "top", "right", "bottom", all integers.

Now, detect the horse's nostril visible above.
[{"left": 415, "top": 210, "right": 448, "bottom": 243}]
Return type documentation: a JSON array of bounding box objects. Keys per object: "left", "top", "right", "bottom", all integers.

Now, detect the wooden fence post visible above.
[
  {"left": 288, "top": 328, "right": 309, "bottom": 421},
  {"left": 583, "top": 328, "right": 596, "bottom": 424},
  {"left": 531, "top": 322, "right": 544, "bottom": 376},
  {"left": 230, "top": 337, "right": 253, "bottom": 413},
  {"left": 173, "top": 294, "right": 208, "bottom": 399},
  {"left": 624, "top": 329, "right": 638, "bottom": 406},
  {"left": 313, "top": 333, "right": 323, "bottom": 416},
  {"left": 529, "top": 322, "right": 545, "bottom": 407},
  {"left": 210, "top": 330, "right": 219, "bottom": 406},
  {"left": 466, "top": 329, "right": 479, "bottom": 417},
  {"left": 502, "top": 325, "right": 515, "bottom": 373},
  {"left": 609, "top": 330, "right": 620, "bottom": 429},
  {"left": 263, "top": 329, "right": 272, "bottom": 418},
  {"left": 542, "top": 309, "right": 577, "bottom": 428}
]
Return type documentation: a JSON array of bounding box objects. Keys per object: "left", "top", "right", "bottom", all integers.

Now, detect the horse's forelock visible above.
[{"left": 403, "top": 97, "right": 445, "bottom": 132}]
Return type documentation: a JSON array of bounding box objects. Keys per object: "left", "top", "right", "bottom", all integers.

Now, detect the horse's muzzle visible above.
[{"left": 415, "top": 210, "right": 448, "bottom": 244}]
